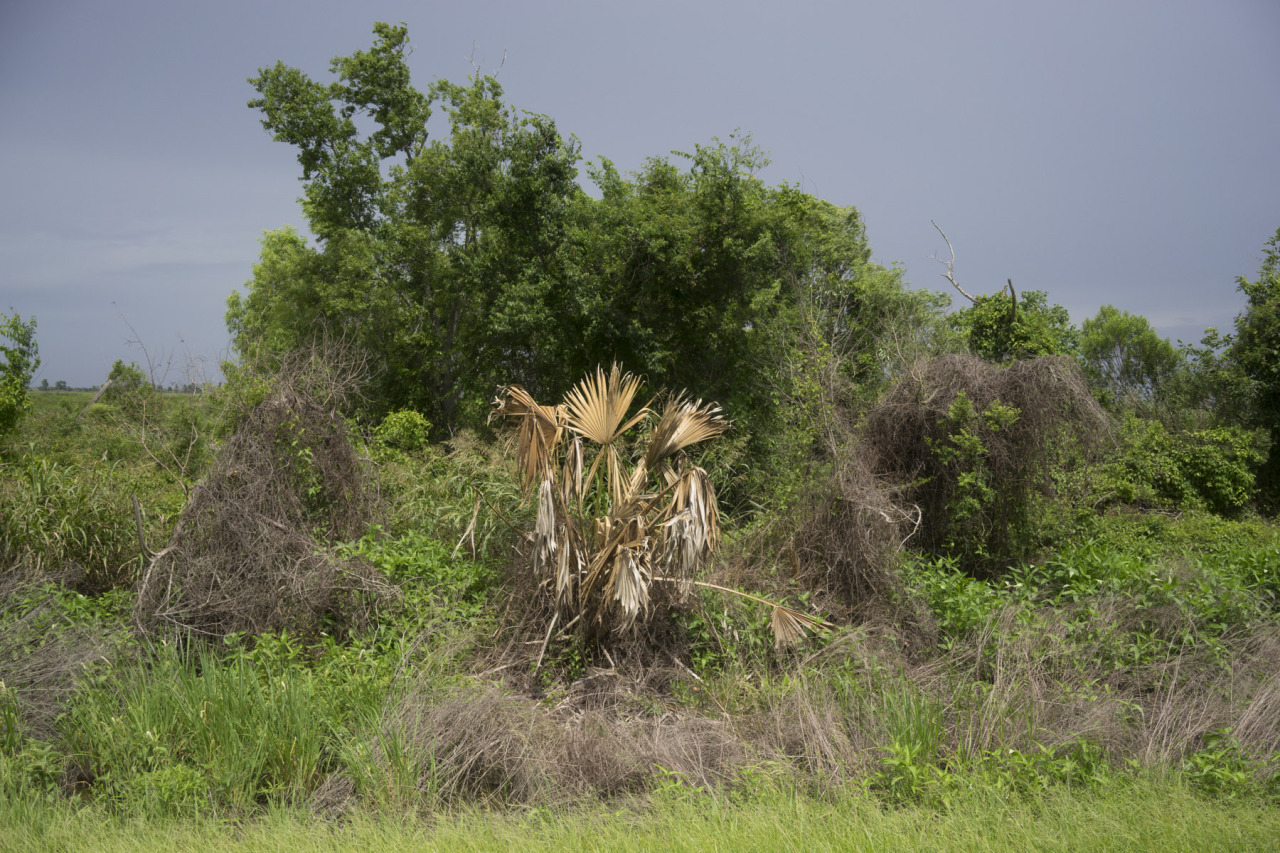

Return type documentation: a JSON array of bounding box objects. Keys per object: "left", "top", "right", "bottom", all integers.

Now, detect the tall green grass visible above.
[{"left": 57, "top": 637, "right": 389, "bottom": 815}]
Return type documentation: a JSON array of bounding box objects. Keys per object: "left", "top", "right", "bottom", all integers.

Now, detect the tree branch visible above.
[{"left": 930, "top": 221, "right": 978, "bottom": 303}]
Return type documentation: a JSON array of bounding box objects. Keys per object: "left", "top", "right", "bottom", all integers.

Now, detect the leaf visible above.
[
  {"left": 770, "top": 605, "right": 810, "bottom": 649},
  {"left": 563, "top": 363, "right": 648, "bottom": 447},
  {"left": 490, "top": 385, "right": 562, "bottom": 496},
  {"left": 610, "top": 545, "right": 650, "bottom": 627},
  {"left": 532, "top": 478, "right": 558, "bottom": 580},
  {"left": 645, "top": 392, "right": 729, "bottom": 471}
]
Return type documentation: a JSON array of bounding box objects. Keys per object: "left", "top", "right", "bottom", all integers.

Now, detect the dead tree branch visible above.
[{"left": 931, "top": 221, "right": 978, "bottom": 303}]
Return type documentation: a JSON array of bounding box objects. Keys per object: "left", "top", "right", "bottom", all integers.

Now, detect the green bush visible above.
[
  {"left": 102, "top": 360, "right": 154, "bottom": 419},
  {"left": 1097, "top": 416, "right": 1264, "bottom": 515},
  {"left": 339, "top": 528, "right": 498, "bottom": 627},
  {"left": 372, "top": 409, "right": 432, "bottom": 457},
  {"left": 0, "top": 313, "right": 38, "bottom": 439},
  {"left": 60, "top": 638, "right": 388, "bottom": 813}
]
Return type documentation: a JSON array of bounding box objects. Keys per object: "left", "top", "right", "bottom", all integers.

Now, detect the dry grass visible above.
[
  {"left": 374, "top": 679, "right": 746, "bottom": 805},
  {"left": 0, "top": 572, "right": 121, "bottom": 743}
]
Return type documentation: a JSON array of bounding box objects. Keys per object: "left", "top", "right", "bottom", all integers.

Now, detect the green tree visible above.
[
  {"left": 232, "top": 24, "right": 926, "bottom": 513},
  {"left": 951, "top": 288, "right": 1079, "bottom": 362},
  {"left": 1229, "top": 227, "right": 1280, "bottom": 508},
  {"left": 1079, "top": 305, "right": 1181, "bottom": 411},
  {"left": 104, "top": 359, "right": 153, "bottom": 418},
  {"left": 0, "top": 312, "right": 39, "bottom": 437},
  {"left": 230, "top": 22, "right": 582, "bottom": 430},
  {"left": 565, "top": 141, "right": 932, "bottom": 504}
]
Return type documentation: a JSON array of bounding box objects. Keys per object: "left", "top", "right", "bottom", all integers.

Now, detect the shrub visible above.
[
  {"left": 863, "top": 354, "right": 1106, "bottom": 575},
  {"left": 1097, "top": 416, "right": 1264, "bottom": 515},
  {"left": 373, "top": 410, "right": 432, "bottom": 457},
  {"left": 0, "top": 457, "right": 143, "bottom": 590},
  {"left": 134, "top": 359, "right": 391, "bottom": 641},
  {"left": 0, "top": 313, "right": 38, "bottom": 439}
]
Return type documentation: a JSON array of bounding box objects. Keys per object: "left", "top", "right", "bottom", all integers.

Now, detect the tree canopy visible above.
[
  {"left": 1078, "top": 305, "right": 1181, "bottom": 411},
  {"left": 1229, "top": 228, "right": 1280, "bottom": 507},
  {"left": 229, "top": 24, "right": 916, "bottom": 468}
]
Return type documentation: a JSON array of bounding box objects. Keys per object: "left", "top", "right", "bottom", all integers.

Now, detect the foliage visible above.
[
  {"left": 951, "top": 290, "right": 1078, "bottom": 363},
  {"left": 103, "top": 359, "right": 153, "bottom": 417},
  {"left": 59, "top": 638, "right": 387, "bottom": 815},
  {"left": 372, "top": 409, "right": 431, "bottom": 457},
  {"left": 1093, "top": 415, "right": 1264, "bottom": 515},
  {"left": 231, "top": 23, "right": 914, "bottom": 488},
  {"left": 338, "top": 528, "right": 497, "bottom": 624},
  {"left": 233, "top": 22, "right": 582, "bottom": 430},
  {"left": 927, "top": 391, "right": 1022, "bottom": 566},
  {"left": 0, "top": 457, "right": 144, "bottom": 590},
  {"left": 379, "top": 429, "right": 526, "bottom": 563},
  {"left": 1078, "top": 305, "right": 1181, "bottom": 411},
  {"left": 0, "top": 313, "right": 38, "bottom": 438},
  {"left": 1228, "top": 227, "right": 1280, "bottom": 509}
]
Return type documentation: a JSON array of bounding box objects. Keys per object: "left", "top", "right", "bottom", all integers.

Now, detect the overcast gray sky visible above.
[{"left": 2, "top": 0, "right": 1277, "bottom": 387}]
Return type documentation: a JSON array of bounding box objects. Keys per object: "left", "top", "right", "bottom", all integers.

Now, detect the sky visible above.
[{"left": 1, "top": 0, "right": 1277, "bottom": 388}]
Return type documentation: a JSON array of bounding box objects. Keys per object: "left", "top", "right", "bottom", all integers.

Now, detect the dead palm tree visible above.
[{"left": 491, "top": 364, "right": 832, "bottom": 651}]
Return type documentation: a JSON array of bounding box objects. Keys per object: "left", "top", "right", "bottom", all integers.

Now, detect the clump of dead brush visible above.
[{"left": 133, "top": 352, "right": 392, "bottom": 640}]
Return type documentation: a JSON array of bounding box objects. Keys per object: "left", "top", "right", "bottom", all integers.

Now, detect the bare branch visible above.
[
  {"left": 76, "top": 379, "right": 112, "bottom": 421},
  {"left": 930, "top": 220, "right": 978, "bottom": 303},
  {"left": 1006, "top": 278, "right": 1017, "bottom": 324}
]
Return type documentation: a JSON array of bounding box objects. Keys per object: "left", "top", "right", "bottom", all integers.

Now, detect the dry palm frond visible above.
[
  {"left": 652, "top": 576, "right": 837, "bottom": 649},
  {"left": 770, "top": 605, "right": 817, "bottom": 650},
  {"left": 561, "top": 437, "right": 584, "bottom": 508},
  {"left": 532, "top": 478, "right": 559, "bottom": 581},
  {"left": 554, "top": 530, "right": 583, "bottom": 613},
  {"left": 670, "top": 466, "right": 720, "bottom": 554},
  {"left": 659, "top": 512, "right": 699, "bottom": 601},
  {"left": 657, "top": 468, "right": 720, "bottom": 602},
  {"left": 646, "top": 393, "right": 730, "bottom": 474},
  {"left": 564, "top": 365, "right": 651, "bottom": 507},
  {"left": 607, "top": 545, "right": 651, "bottom": 629},
  {"left": 564, "top": 364, "right": 649, "bottom": 446},
  {"left": 491, "top": 385, "right": 563, "bottom": 496}
]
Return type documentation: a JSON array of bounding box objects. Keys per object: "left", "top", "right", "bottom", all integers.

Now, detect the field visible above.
[{"left": 3, "top": 378, "right": 1279, "bottom": 850}]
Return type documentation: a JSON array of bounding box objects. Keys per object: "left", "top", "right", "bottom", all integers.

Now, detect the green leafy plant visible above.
[
  {"left": 927, "top": 391, "right": 1021, "bottom": 566},
  {"left": 0, "top": 312, "right": 38, "bottom": 438},
  {"left": 1183, "top": 730, "right": 1255, "bottom": 797},
  {"left": 373, "top": 409, "right": 432, "bottom": 458}
]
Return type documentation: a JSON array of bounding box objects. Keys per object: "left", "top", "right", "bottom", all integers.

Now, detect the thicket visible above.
[{"left": 2, "top": 21, "right": 1279, "bottom": 837}]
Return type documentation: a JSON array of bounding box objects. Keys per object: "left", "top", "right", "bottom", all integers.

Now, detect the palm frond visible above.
[
  {"left": 555, "top": 529, "right": 582, "bottom": 613},
  {"left": 532, "top": 478, "right": 558, "bottom": 581},
  {"left": 561, "top": 436, "right": 584, "bottom": 508},
  {"left": 564, "top": 364, "right": 650, "bottom": 448},
  {"left": 645, "top": 392, "right": 729, "bottom": 471},
  {"left": 670, "top": 465, "right": 721, "bottom": 555},
  {"left": 607, "top": 544, "right": 651, "bottom": 628},
  {"left": 491, "top": 385, "right": 563, "bottom": 495},
  {"left": 771, "top": 605, "right": 812, "bottom": 649}
]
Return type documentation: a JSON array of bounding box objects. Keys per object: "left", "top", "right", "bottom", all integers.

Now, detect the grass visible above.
[
  {"left": 5, "top": 385, "right": 1280, "bottom": 850},
  {"left": 2, "top": 775, "right": 1278, "bottom": 852}
]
